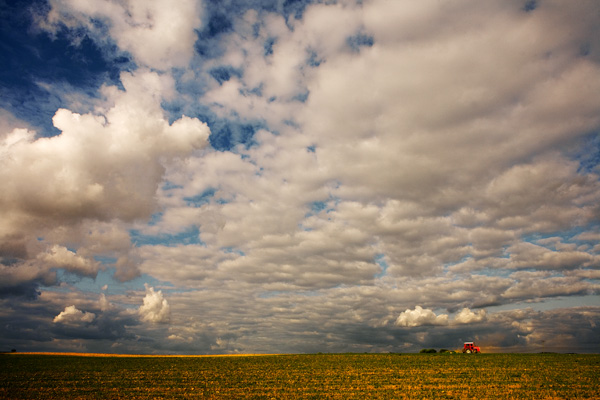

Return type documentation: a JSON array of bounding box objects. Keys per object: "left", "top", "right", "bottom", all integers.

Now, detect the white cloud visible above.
[
  {"left": 44, "top": 0, "right": 202, "bottom": 70},
  {"left": 0, "top": 69, "right": 209, "bottom": 284},
  {"left": 98, "top": 293, "right": 111, "bottom": 311},
  {"left": 139, "top": 284, "right": 171, "bottom": 323},
  {"left": 507, "top": 241, "right": 600, "bottom": 271},
  {"left": 54, "top": 305, "right": 96, "bottom": 324},
  {"left": 38, "top": 245, "right": 99, "bottom": 277},
  {"left": 395, "top": 306, "right": 487, "bottom": 327},
  {"left": 1, "top": 70, "right": 208, "bottom": 225},
  {"left": 395, "top": 306, "right": 449, "bottom": 327},
  {"left": 573, "top": 232, "right": 600, "bottom": 242},
  {"left": 0, "top": 109, "right": 30, "bottom": 135},
  {"left": 454, "top": 308, "right": 487, "bottom": 324}
]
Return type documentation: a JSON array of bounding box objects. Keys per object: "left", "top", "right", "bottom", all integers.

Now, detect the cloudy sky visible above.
[{"left": 1, "top": 0, "right": 599, "bottom": 354}]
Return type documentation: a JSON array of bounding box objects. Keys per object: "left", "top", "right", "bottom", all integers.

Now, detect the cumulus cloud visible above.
[
  {"left": 1, "top": 71, "right": 209, "bottom": 224},
  {"left": 0, "top": 69, "right": 210, "bottom": 287},
  {"left": 139, "top": 284, "right": 171, "bottom": 324},
  {"left": 395, "top": 306, "right": 449, "bottom": 327},
  {"left": 454, "top": 308, "right": 487, "bottom": 324},
  {"left": 54, "top": 305, "right": 95, "bottom": 324},
  {"left": 396, "top": 306, "right": 488, "bottom": 327},
  {"left": 43, "top": 0, "right": 202, "bottom": 70},
  {"left": 0, "top": 109, "right": 30, "bottom": 137},
  {"left": 38, "top": 245, "right": 99, "bottom": 277}
]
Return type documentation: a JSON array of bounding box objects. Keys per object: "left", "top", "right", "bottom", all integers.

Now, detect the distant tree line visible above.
[{"left": 419, "top": 348, "right": 454, "bottom": 353}]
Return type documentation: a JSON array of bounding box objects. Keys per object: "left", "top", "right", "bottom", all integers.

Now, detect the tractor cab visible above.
[{"left": 462, "top": 342, "right": 481, "bottom": 353}]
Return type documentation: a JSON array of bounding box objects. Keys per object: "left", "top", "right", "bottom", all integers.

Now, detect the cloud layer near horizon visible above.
[{"left": 0, "top": 0, "right": 599, "bottom": 354}]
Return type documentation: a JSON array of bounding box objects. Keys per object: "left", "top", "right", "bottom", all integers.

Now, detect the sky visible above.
[{"left": 0, "top": 0, "right": 599, "bottom": 354}]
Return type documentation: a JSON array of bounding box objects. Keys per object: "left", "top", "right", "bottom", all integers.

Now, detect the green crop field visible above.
[{"left": 1, "top": 353, "right": 599, "bottom": 399}]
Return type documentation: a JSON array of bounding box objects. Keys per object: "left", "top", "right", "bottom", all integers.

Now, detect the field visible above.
[{"left": 1, "top": 353, "right": 599, "bottom": 399}]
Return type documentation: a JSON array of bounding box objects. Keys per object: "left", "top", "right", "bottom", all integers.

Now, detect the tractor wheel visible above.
[{"left": 466, "top": 349, "right": 472, "bottom": 354}]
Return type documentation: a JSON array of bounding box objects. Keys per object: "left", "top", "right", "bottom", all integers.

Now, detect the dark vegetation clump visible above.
[{"left": 419, "top": 348, "right": 437, "bottom": 353}]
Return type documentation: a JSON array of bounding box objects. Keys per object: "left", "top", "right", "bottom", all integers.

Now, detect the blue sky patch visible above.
[
  {"left": 93, "top": 255, "right": 118, "bottom": 265},
  {"left": 310, "top": 201, "right": 327, "bottom": 213},
  {"left": 148, "top": 212, "right": 164, "bottom": 226},
  {"left": 281, "top": 0, "right": 314, "bottom": 21},
  {"left": 346, "top": 32, "right": 374, "bottom": 52},
  {"left": 306, "top": 49, "right": 323, "bottom": 67},
  {"left": 209, "top": 65, "right": 243, "bottom": 85},
  {"left": 221, "top": 247, "right": 246, "bottom": 256},
  {"left": 521, "top": 225, "right": 595, "bottom": 247},
  {"left": 373, "top": 254, "right": 389, "bottom": 278},
  {"left": 575, "top": 133, "right": 600, "bottom": 174},
  {"left": 208, "top": 118, "right": 265, "bottom": 151},
  {"left": 47, "top": 267, "right": 171, "bottom": 297},
  {"left": 161, "top": 98, "right": 267, "bottom": 151},
  {"left": 130, "top": 226, "right": 203, "bottom": 247},
  {"left": 0, "top": 1, "right": 128, "bottom": 137},
  {"left": 523, "top": 0, "right": 538, "bottom": 12},
  {"left": 161, "top": 181, "right": 184, "bottom": 191},
  {"left": 184, "top": 188, "right": 217, "bottom": 208},
  {"left": 239, "top": 84, "right": 264, "bottom": 97},
  {"left": 264, "top": 37, "right": 277, "bottom": 56},
  {"left": 293, "top": 90, "right": 310, "bottom": 103}
]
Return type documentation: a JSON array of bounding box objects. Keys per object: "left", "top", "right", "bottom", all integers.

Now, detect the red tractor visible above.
[{"left": 462, "top": 342, "right": 481, "bottom": 353}]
